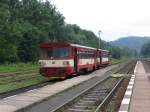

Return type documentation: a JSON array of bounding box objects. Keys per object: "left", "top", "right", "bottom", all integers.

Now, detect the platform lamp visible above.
[{"left": 98, "top": 30, "right": 102, "bottom": 49}]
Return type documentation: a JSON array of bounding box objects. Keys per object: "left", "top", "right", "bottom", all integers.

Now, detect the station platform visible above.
[{"left": 119, "top": 61, "right": 150, "bottom": 112}]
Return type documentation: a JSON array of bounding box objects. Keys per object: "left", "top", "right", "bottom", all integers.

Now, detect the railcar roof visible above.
[
  {"left": 40, "top": 42, "right": 97, "bottom": 50},
  {"left": 98, "top": 49, "right": 109, "bottom": 52},
  {"left": 40, "top": 42, "right": 111, "bottom": 52},
  {"left": 70, "top": 43, "right": 96, "bottom": 50}
]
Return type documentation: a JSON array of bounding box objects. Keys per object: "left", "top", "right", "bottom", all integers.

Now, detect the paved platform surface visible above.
[
  {"left": 129, "top": 61, "right": 150, "bottom": 112},
  {"left": 0, "top": 65, "right": 118, "bottom": 112}
]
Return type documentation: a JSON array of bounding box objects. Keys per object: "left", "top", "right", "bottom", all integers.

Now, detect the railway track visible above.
[
  {"left": 50, "top": 61, "right": 136, "bottom": 112},
  {"left": 114, "top": 60, "right": 137, "bottom": 74},
  {"left": 100, "top": 61, "right": 136, "bottom": 112},
  {"left": 10, "top": 60, "right": 135, "bottom": 112},
  {"left": 51, "top": 76, "right": 123, "bottom": 112}
]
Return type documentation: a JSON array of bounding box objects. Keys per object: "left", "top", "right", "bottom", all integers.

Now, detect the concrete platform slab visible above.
[
  {"left": 8, "top": 95, "right": 44, "bottom": 102},
  {"left": 0, "top": 105, "right": 17, "bottom": 112},
  {"left": 21, "top": 92, "right": 50, "bottom": 98},
  {"left": 129, "top": 61, "right": 150, "bottom": 112},
  {"left": 0, "top": 99, "right": 33, "bottom": 112}
]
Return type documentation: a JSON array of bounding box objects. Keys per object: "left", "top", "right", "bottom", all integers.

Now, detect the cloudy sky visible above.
[{"left": 51, "top": 0, "right": 150, "bottom": 41}]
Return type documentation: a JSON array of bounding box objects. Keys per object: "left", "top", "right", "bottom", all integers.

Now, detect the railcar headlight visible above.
[
  {"left": 38, "top": 61, "right": 42, "bottom": 65},
  {"left": 63, "top": 61, "right": 70, "bottom": 65},
  {"left": 38, "top": 61, "right": 46, "bottom": 66}
]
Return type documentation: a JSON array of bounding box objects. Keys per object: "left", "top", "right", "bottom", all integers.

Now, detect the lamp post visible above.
[{"left": 98, "top": 30, "right": 102, "bottom": 49}]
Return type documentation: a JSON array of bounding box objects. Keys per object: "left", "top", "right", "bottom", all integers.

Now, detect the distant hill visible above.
[{"left": 110, "top": 36, "right": 150, "bottom": 53}]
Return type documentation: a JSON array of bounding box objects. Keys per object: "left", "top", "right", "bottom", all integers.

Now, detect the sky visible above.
[{"left": 51, "top": 0, "right": 150, "bottom": 41}]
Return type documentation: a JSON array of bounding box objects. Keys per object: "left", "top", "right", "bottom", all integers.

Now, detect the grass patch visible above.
[
  {"left": 0, "top": 73, "right": 38, "bottom": 84},
  {"left": 0, "top": 74, "right": 48, "bottom": 93},
  {"left": 111, "top": 58, "right": 127, "bottom": 65},
  {"left": 0, "top": 62, "right": 50, "bottom": 93},
  {"left": 0, "top": 63, "right": 38, "bottom": 73}
]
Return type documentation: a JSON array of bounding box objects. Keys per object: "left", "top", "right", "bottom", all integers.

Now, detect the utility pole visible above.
[{"left": 98, "top": 30, "right": 102, "bottom": 49}]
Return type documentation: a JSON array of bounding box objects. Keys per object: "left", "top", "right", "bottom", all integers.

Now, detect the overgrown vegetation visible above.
[
  {"left": 0, "top": 0, "right": 135, "bottom": 64},
  {"left": 0, "top": 74, "right": 48, "bottom": 93},
  {"left": 140, "top": 41, "right": 150, "bottom": 57},
  {"left": 0, "top": 63, "right": 37, "bottom": 73}
]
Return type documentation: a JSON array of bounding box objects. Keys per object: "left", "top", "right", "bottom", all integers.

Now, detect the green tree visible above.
[
  {"left": 18, "top": 32, "right": 38, "bottom": 62},
  {"left": 140, "top": 41, "right": 150, "bottom": 57},
  {"left": 0, "top": 0, "right": 134, "bottom": 63},
  {"left": 0, "top": 0, "right": 19, "bottom": 63}
]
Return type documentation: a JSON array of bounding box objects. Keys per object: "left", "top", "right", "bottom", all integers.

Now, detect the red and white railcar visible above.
[
  {"left": 100, "top": 49, "right": 110, "bottom": 65},
  {"left": 95, "top": 49, "right": 110, "bottom": 68},
  {"left": 38, "top": 43, "right": 97, "bottom": 78}
]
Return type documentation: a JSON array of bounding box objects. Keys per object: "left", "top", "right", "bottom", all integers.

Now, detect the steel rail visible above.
[
  {"left": 94, "top": 77, "right": 123, "bottom": 112},
  {"left": 51, "top": 76, "right": 110, "bottom": 112},
  {"left": 50, "top": 61, "right": 135, "bottom": 112}
]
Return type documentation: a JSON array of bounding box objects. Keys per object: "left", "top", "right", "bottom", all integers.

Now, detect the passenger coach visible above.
[{"left": 38, "top": 42, "right": 110, "bottom": 78}]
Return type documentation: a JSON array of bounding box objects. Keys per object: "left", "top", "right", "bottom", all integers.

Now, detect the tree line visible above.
[
  {"left": 141, "top": 41, "right": 150, "bottom": 57},
  {"left": 0, "top": 0, "right": 135, "bottom": 64}
]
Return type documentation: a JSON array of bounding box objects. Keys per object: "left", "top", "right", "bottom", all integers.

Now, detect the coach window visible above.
[
  {"left": 79, "top": 51, "right": 93, "bottom": 58},
  {"left": 102, "top": 52, "right": 108, "bottom": 57}
]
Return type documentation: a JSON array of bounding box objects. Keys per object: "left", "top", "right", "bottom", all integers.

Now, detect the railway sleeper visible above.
[{"left": 68, "top": 108, "right": 92, "bottom": 112}]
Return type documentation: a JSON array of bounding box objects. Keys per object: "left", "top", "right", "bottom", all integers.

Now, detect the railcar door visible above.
[
  {"left": 74, "top": 47, "right": 78, "bottom": 72},
  {"left": 100, "top": 51, "right": 102, "bottom": 65}
]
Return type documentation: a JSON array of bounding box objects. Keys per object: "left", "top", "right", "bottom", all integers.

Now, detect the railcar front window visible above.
[
  {"left": 39, "top": 48, "right": 69, "bottom": 59},
  {"left": 53, "top": 48, "right": 69, "bottom": 59},
  {"left": 39, "top": 48, "right": 52, "bottom": 59}
]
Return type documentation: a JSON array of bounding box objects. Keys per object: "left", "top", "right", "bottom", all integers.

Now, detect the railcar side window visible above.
[
  {"left": 102, "top": 52, "right": 108, "bottom": 57},
  {"left": 79, "top": 51, "right": 94, "bottom": 58}
]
